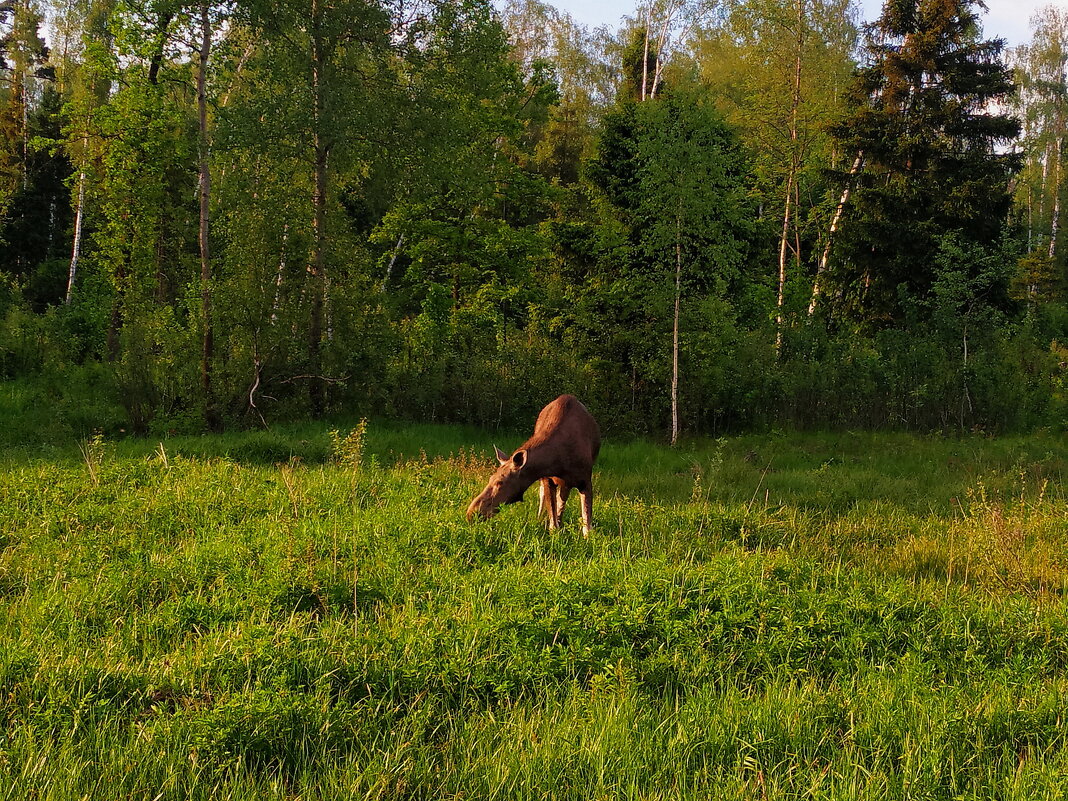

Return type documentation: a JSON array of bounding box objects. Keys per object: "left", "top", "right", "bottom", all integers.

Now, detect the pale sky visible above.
[{"left": 550, "top": 0, "right": 1060, "bottom": 48}]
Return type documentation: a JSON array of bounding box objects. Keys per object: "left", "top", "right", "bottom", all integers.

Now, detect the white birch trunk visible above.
[
  {"left": 777, "top": 0, "right": 804, "bottom": 352},
  {"left": 641, "top": 2, "right": 651, "bottom": 101},
  {"left": 649, "top": 2, "right": 674, "bottom": 100},
  {"left": 272, "top": 223, "right": 289, "bottom": 325},
  {"left": 1049, "top": 136, "right": 1062, "bottom": 262},
  {"left": 671, "top": 211, "right": 682, "bottom": 447},
  {"left": 776, "top": 172, "right": 795, "bottom": 353},
  {"left": 809, "top": 151, "right": 864, "bottom": 316},
  {"left": 66, "top": 164, "right": 87, "bottom": 306},
  {"left": 381, "top": 234, "right": 404, "bottom": 292}
]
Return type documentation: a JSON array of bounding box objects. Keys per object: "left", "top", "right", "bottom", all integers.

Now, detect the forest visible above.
[{"left": 0, "top": 0, "right": 1065, "bottom": 440}]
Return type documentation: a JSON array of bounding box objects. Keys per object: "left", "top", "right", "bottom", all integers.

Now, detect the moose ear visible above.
[
  {"left": 512, "top": 449, "right": 527, "bottom": 469},
  {"left": 494, "top": 444, "right": 509, "bottom": 465}
]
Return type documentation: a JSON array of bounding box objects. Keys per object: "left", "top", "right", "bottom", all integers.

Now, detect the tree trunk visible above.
[
  {"left": 66, "top": 162, "right": 87, "bottom": 305},
  {"left": 649, "top": 3, "right": 672, "bottom": 100},
  {"left": 641, "top": 3, "right": 651, "bottom": 101},
  {"left": 1049, "top": 136, "right": 1062, "bottom": 262},
  {"left": 671, "top": 211, "right": 682, "bottom": 447},
  {"left": 809, "top": 151, "right": 864, "bottom": 316},
  {"left": 271, "top": 223, "right": 289, "bottom": 324},
  {"left": 197, "top": 1, "right": 219, "bottom": 431},
  {"left": 147, "top": 11, "right": 174, "bottom": 85},
  {"left": 20, "top": 73, "right": 28, "bottom": 191},
  {"left": 776, "top": 0, "right": 804, "bottom": 352},
  {"left": 381, "top": 234, "right": 404, "bottom": 292},
  {"left": 307, "top": 0, "right": 328, "bottom": 417},
  {"left": 776, "top": 172, "right": 795, "bottom": 353}
]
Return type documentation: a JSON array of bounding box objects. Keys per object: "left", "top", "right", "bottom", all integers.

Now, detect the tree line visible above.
[{"left": 0, "top": 0, "right": 1065, "bottom": 438}]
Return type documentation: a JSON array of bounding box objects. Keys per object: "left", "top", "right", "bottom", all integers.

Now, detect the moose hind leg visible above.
[
  {"left": 540, "top": 478, "right": 560, "bottom": 529},
  {"left": 555, "top": 483, "right": 571, "bottom": 525},
  {"left": 579, "top": 485, "right": 594, "bottom": 537}
]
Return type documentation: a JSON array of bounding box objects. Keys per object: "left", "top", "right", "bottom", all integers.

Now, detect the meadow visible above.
[{"left": 2, "top": 383, "right": 1068, "bottom": 799}]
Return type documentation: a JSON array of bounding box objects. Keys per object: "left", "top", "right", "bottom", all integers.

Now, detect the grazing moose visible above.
[{"left": 466, "top": 395, "right": 601, "bottom": 535}]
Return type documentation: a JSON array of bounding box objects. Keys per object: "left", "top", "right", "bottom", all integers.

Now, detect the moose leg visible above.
[
  {"left": 578, "top": 485, "right": 594, "bottom": 536},
  {"left": 540, "top": 478, "right": 560, "bottom": 529},
  {"left": 555, "top": 483, "right": 571, "bottom": 524}
]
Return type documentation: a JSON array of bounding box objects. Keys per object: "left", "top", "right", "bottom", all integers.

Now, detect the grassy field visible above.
[{"left": 2, "top": 386, "right": 1068, "bottom": 798}]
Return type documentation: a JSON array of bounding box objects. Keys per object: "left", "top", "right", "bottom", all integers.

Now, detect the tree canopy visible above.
[{"left": 0, "top": 0, "right": 1062, "bottom": 437}]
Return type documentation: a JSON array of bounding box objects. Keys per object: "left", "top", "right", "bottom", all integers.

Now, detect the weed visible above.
[
  {"left": 329, "top": 419, "right": 368, "bottom": 469},
  {"left": 78, "top": 432, "right": 106, "bottom": 485}
]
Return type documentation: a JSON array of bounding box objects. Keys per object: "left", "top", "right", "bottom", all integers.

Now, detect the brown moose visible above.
[{"left": 466, "top": 395, "right": 601, "bottom": 535}]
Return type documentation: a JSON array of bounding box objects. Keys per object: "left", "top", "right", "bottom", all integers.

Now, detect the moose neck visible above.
[{"left": 517, "top": 439, "right": 556, "bottom": 480}]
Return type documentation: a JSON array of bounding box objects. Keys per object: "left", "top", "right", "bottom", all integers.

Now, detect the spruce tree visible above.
[{"left": 826, "top": 0, "right": 1021, "bottom": 323}]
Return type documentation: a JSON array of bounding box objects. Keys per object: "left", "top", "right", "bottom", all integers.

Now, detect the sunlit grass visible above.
[{"left": 1, "top": 413, "right": 1067, "bottom": 798}]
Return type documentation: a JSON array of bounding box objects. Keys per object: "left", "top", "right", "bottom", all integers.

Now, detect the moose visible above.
[{"left": 466, "top": 395, "right": 601, "bottom": 535}]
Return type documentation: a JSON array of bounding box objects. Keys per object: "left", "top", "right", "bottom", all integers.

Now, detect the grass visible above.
[{"left": 2, "top": 391, "right": 1068, "bottom": 798}]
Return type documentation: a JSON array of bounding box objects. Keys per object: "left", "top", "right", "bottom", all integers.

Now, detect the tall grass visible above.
[{"left": 1, "top": 414, "right": 1067, "bottom": 798}]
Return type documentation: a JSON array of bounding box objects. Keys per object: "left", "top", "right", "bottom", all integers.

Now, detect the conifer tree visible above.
[
  {"left": 825, "top": 0, "right": 1021, "bottom": 323},
  {"left": 0, "top": 85, "right": 72, "bottom": 307}
]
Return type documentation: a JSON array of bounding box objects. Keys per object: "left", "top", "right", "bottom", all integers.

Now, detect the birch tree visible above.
[
  {"left": 240, "top": 0, "right": 390, "bottom": 416},
  {"left": 185, "top": 0, "right": 231, "bottom": 428},
  {"left": 639, "top": 0, "right": 717, "bottom": 100},
  {"left": 687, "top": 0, "right": 857, "bottom": 334},
  {"left": 1010, "top": 6, "right": 1068, "bottom": 301},
  {"left": 500, "top": 0, "right": 604, "bottom": 182},
  {"left": 60, "top": 0, "right": 116, "bottom": 306}
]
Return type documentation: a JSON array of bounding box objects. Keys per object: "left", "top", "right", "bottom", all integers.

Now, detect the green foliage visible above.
[
  {"left": 631, "top": 90, "right": 752, "bottom": 284},
  {"left": 580, "top": 87, "right": 755, "bottom": 434},
  {"left": 685, "top": 0, "right": 859, "bottom": 318},
  {"left": 0, "top": 85, "right": 73, "bottom": 309},
  {"left": 0, "top": 371, "right": 124, "bottom": 452},
  {"left": 1009, "top": 8, "right": 1068, "bottom": 288},
  {"left": 0, "top": 0, "right": 50, "bottom": 234}
]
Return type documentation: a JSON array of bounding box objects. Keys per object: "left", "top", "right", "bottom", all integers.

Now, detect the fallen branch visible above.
[{"left": 277, "top": 373, "right": 350, "bottom": 386}]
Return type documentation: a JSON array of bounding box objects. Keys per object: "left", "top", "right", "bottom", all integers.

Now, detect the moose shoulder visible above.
[{"left": 466, "top": 395, "right": 601, "bottom": 535}]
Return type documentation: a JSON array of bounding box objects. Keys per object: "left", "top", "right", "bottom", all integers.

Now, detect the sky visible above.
[{"left": 550, "top": 0, "right": 1056, "bottom": 48}]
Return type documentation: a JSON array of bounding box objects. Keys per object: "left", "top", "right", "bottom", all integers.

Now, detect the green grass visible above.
[{"left": 2, "top": 401, "right": 1068, "bottom": 798}]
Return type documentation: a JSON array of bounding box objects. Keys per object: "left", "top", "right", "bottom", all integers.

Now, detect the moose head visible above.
[{"left": 465, "top": 445, "right": 534, "bottom": 521}]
